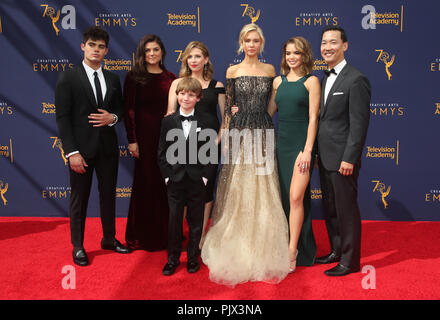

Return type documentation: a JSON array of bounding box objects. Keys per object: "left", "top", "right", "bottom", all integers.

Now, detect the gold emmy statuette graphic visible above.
[
  {"left": 175, "top": 50, "right": 183, "bottom": 63},
  {"left": 0, "top": 180, "right": 8, "bottom": 206},
  {"left": 376, "top": 50, "right": 395, "bottom": 80},
  {"left": 41, "top": 5, "right": 60, "bottom": 35},
  {"left": 372, "top": 180, "right": 391, "bottom": 209},
  {"left": 435, "top": 103, "right": 440, "bottom": 115},
  {"left": 51, "top": 137, "right": 67, "bottom": 165},
  {"left": 241, "top": 4, "right": 260, "bottom": 23}
]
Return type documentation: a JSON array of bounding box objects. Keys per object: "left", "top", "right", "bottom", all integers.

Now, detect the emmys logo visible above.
[
  {"left": 435, "top": 103, "right": 440, "bottom": 115},
  {"left": 42, "top": 102, "right": 56, "bottom": 114},
  {"left": 240, "top": 4, "right": 260, "bottom": 23},
  {"left": 40, "top": 4, "right": 76, "bottom": 36},
  {"left": 370, "top": 103, "right": 405, "bottom": 117},
  {"left": 0, "top": 16, "right": 3, "bottom": 34},
  {"left": 361, "top": 5, "right": 404, "bottom": 32},
  {"left": 0, "top": 139, "right": 13, "bottom": 163},
  {"left": 119, "top": 145, "right": 131, "bottom": 158},
  {"left": 50, "top": 137, "right": 67, "bottom": 165},
  {"left": 95, "top": 13, "right": 136, "bottom": 28},
  {"left": 230, "top": 57, "right": 267, "bottom": 66},
  {"left": 375, "top": 50, "right": 395, "bottom": 80},
  {"left": 425, "top": 189, "right": 440, "bottom": 202},
  {"left": 33, "top": 58, "right": 74, "bottom": 72},
  {"left": 295, "top": 12, "right": 338, "bottom": 27},
  {"left": 430, "top": 58, "right": 440, "bottom": 72},
  {"left": 103, "top": 53, "right": 135, "bottom": 72},
  {"left": 372, "top": 180, "right": 391, "bottom": 209},
  {"left": 167, "top": 7, "right": 201, "bottom": 33},
  {"left": 42, "top": 186, "right": 71, "bottom": 199},
  {"left": 0, "top": 180, "right": 8, "bottom": 206},
  {"left": 311, "top": 188, "right": 322, "bottom": 200},
  {"left": 365, "top": 141, "right": 399, "bottom": 165},
  {"left": 0, "top": 101, "right": 13, "bottom": 116}
]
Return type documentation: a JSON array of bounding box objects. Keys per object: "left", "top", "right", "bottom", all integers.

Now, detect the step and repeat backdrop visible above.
[{"left": 0, "top": 0, "right": 438, "bottom": 220}]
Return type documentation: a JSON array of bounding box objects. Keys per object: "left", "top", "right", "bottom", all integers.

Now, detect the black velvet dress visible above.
[{"left": 123, "top": 70, "right": 176, "bottom": 251}]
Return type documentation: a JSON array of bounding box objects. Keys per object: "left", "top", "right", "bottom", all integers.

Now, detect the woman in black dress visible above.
[{"left": 167, "top": 41, "right": 226, "bottom": 249}]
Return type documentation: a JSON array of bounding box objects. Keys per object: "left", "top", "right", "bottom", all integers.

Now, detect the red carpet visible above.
[{"left": 0, "top": 217, "right": 439, "bottom": 300}]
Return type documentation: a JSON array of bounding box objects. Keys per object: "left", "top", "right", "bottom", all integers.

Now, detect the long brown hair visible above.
[
  {"left": 132, "top": 34, "right": 167, "bottom": 84},
  {"left": 179, "top": 41, "right": 213, "bottom": 81},
  {"left": 280, "top": 37, "right": 313, "bottom": 76}
]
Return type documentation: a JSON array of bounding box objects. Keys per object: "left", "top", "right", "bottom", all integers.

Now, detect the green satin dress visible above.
[{"left": 275, "top": 74, "right": 317, "bottom": 266}]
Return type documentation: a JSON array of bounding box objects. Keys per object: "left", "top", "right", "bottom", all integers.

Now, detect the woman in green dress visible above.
[{"left": 268, "top": 37, "right": 320, "bottom": 272}]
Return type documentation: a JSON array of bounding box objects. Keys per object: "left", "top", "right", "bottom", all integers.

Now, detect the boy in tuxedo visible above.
[{"left": 158, "top": 77, "right": 217, "bottom": 275}]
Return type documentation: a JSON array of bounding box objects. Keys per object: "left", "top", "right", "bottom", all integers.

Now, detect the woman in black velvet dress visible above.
[{"left": 124, "top": 34, "right": 176, "bottom": 251}]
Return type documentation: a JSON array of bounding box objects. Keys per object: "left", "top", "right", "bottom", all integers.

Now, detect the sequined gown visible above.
[{"left": 201, "top": 76, "right": 290, "bottom": 286}]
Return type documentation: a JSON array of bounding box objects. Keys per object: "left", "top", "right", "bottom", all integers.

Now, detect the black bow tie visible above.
[
  {"left": 324, "top": 68, "right": 337, "bottom": 76},
  {"left": 180, "top": 115, "right": 194, "bottom": 122}
]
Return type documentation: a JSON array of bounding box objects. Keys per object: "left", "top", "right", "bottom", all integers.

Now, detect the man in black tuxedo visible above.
[
  {"left": 158, "top": 77, "right": 217, "bottom": 275},
  {"left": 55, "top": 26, "right": 130, "bottom": 267},
  {"left": 316, "top": 26, "right": 371, "bottom": 276}
]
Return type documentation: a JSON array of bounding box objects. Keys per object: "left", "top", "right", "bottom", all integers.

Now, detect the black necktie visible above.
[
  {"left": 93, "top": 71, "right": 103, "bottom": 108},
  {"left": 324, "top": 68, "right": 337, "bottom": 77},
  {"left": 180, "top": 115, "right": 194, "bottom": 122}
]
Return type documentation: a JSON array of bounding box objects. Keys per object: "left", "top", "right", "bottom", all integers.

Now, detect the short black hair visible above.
[
  {"left": 82, "top": 26, "right": 109, "bottom": 47},
  {"left": 321, "top": 25, "right": 347, "bottom": 43}
]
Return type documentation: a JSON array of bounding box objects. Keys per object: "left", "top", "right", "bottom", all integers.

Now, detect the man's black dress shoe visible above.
[
  {"left": 324, "top": 264, "right": 360, "bottom": 276},
  {"left": 187, "top": 261, "right": 200, "bottom": 273},
  {"left": 162, "top": 262, "right": 180, "bottom": 276},
  {"left": 72, "top": 248, "right": 89, "bottom": 266},
  {"left": 315, "top": 252, "right": 340, "bottom": 264},
  {"left": 101, "top": 238, "right": 132, "bottom": 254}
]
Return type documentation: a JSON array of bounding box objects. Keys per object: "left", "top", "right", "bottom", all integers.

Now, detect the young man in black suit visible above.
[
  {"left": 158, "top": 77, "right": 217, "bottom": 275},
  {"left": 316, "top": 26, "right": 371, "bottom": 276},
  {"left": 55, "top": 26, "right": 130, "bottom": 267}
]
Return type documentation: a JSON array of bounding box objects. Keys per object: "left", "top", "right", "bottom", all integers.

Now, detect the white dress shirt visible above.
[
  {"left": 324, "top": 59, "right": 347, "bottom": 105},
  {"left": 179, "top": 109, "right": 195, "bottom": 139},
  {"left": 82, "top": 61, "right": 107, "bottom": 103}
]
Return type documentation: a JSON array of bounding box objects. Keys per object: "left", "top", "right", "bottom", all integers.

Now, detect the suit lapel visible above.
[
  {"left": 102, "top": 70, "right": 113, "bottom": 109},
  {"left": 322, "top": 64, "right": 350, "bottom": 117},
  {"left": 173, "top": 113, "right": 185, "bottom": 132},
  {"left": 320, "top": 76, "right": 327, "bottom": 118},
  {"left": 78, "top": 64, "right": 98, "bottom": 109}
]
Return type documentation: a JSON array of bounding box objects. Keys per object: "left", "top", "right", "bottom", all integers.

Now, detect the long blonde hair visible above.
[{"left": 179, "top": 41, "right": 213, "bottom": 80}]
